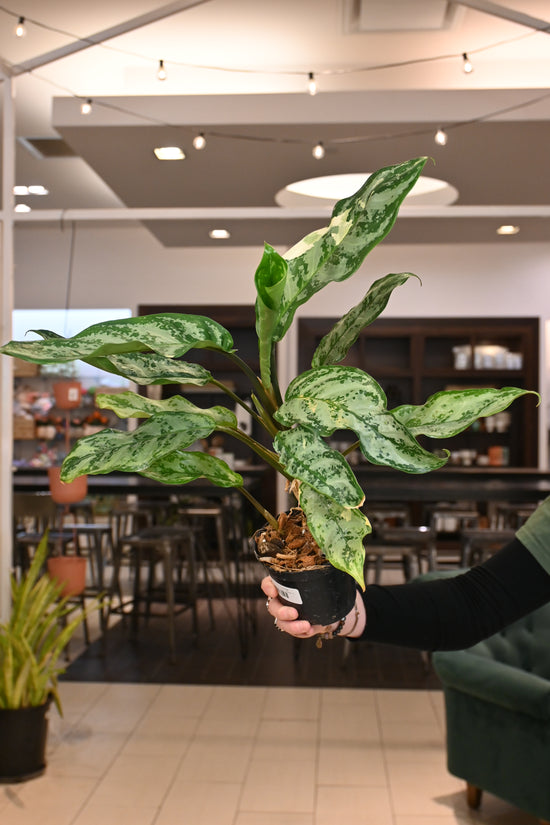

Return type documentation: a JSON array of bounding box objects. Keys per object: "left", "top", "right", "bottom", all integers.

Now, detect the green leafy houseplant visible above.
[
  {"left": 1, "top": 157, "right": 537, "bottom": 591},
  {"left": 0, "top": 533, "right": 93, "bottom": 714}
]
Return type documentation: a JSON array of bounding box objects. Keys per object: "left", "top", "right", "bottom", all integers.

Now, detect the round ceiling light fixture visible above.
[{"left": 275, "top": 173, "right": 458, "bottom": 208}]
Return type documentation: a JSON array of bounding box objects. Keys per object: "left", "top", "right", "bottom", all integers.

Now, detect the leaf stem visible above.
[
  {"left": 237, "top": 486, "right": 278, "bottom": 529},
  {"left": 218, "top": 425, "right": 292, "bottom": 480},
  {"left": 343, "top": 440, "right": 360, "bottom": 456},
  {"left": 208, "top": 378, "right": 265, "bottom": 429}
]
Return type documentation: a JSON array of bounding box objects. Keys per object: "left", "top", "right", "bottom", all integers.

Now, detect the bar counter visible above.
[{"left": 13, "top": 465, "right": 550, "bottom": 504}]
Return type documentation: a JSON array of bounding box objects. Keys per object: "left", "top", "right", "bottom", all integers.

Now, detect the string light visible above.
[
  {"left": 312, "top": 141, "right": 325, "bottom": 160},
  {"left": 462, "top": 52, "right": 474, "bottom": 74},
  {"left": 192, "top": 133, "right": 206, "bottom": 150},
  {"left": 157, "top": 59, "right": 167, "bottom": 81},
  {"left": 307, "top": 72, "right": 317, "bottom": 96},
  {"left": 80, "top": 99, "right": 92, "bottom": 115},
  {"left": 434, "top": 128, "right": 448, "bottom": 146},
  {"left": 14, "top": 15, "right": 26, "bottom": 36}
]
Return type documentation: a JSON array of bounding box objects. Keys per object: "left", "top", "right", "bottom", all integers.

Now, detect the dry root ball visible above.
[{"left": 254, "top": 508, "right": 327, "bottom": 571}]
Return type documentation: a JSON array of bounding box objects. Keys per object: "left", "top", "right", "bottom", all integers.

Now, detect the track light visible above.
[
  {"left": 462, "top": 52, "right": 473, "bottom": 74},
  {"left": 80, "top": 99, "right": 92, "bottom": 115},
  {"left": 307, "top": 72, "right": 317, "bottom": 96},
  {"left": 193, "top": 133, "right": 206, "bottom": 150},
  {"left": 157, "top": 59, "right": 167, "bottom": 81},
  {"left": 14, "top": 16, "right": 26, "bottom": 37},
  {"left": 434, "top": 128, "right": 448, "bottom": 146},
  {"left": 312, "top": 141, "right": 325, "bottom": 160}
]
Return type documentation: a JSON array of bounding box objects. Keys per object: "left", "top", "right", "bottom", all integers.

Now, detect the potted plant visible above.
[
  {"left": 0, "top": 533, "right": 96, "bottom": 782},
  {"left": 0, "top": 157, "right": 537, "bottom": 623}
]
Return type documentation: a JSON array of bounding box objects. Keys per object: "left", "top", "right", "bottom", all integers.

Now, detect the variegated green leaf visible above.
[
  {"left": 141, "top": 450, "right": 243, "bottom": 487},
  {"left": 299, "top": 483, "right": 370, "bottom": 589},
  {"left": 312, "top": 272, "right": 420, "bottom": 367},
  {"left": 97, "top": 390, "right": 237, "bottom": 427},
  {"left": 254, "top": 243, "right": 289, "bottom": 392},
  {"left": 274, "top": 427, "right": 365, "bottom": 508},
  {"left": 0, "top": 313, "right": 234, "bottom": 364},
  {"left": 105, "top": 352, "right": 212, "bottom": 386},
  {"left": 392, "top": 386, "right": 539, "bottom": 438},
  {"left": 60, "top": 412, "right": 222, "bottom": 479},
  {"left": 275, "top": 365, "right": 447, "bottom": 473},
  {"left": 271, "top": 157, "right": 427, "bottom": 342}
]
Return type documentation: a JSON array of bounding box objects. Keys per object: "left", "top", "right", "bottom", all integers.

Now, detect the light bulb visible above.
[
  {"left": 157, "top": 59, "right": 167, "bottom": 81},
  {"left": 434, "top": 128, "right": 448, "bottom": 146},
  {"left": 193, "top": 133, "right": 206, "bottom": 150},
  {"left": 209, "top": 228, "right": 231, "bottom": 239},
  {"left": 496, "top": 225, "right": 520, "bottom": 236},
  {"left": 80, "top": 99, "right": 92, "bottom": 115},
  {"left": 312, "top": 141, "right": 325, "bottom": 160},
  {"left": 307, "top": 72, "right": 317, "bottom": 96},
  {"left": 15, "top": 203, "right": 31, "bottom": 213},
  {"left": 15, "top": 16, "right": 26, "bottom": 37},
  {"left": 462, "top": 53, "right": 473, "bottom": 74}
]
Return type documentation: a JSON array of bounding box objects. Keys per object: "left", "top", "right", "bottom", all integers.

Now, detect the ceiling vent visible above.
[
  {"left": 345, "top": 0, "right": 461, "bottom": 32},
  {"left": 18, "top": 137, "right": 77, "bottom": 159}
]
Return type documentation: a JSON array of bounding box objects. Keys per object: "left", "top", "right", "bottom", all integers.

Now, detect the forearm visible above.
[{"left": 354, "top": 538, "right": 550, "bottom": 651}]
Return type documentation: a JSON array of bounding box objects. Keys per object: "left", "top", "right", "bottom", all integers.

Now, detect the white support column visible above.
[{"left": 0, "top": 73, "right": 15, "bottom": 621}]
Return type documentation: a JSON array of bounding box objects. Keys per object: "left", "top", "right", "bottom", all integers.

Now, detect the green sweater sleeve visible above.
[{"left": 516, "top": 496, "right": 550, "bottom": 575}]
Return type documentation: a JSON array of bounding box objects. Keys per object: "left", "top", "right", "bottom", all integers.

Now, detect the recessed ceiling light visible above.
[
  {"left": 13, "top": 185, "right": 29, "bottom": 195},
  {"left": 276, "top": 173, "right": 458, "bottom": 207},
  {"left": 209, "top": 228, "right": 231, "bottom": 240},
  {"left": 153, "top": 146, "right": 185, "bottom": 160},
  {"left": 496, "top": 224, "right": 520, "bottom": 235},
  {"left": 28, "top": 185, "right": 49, "bottom": 196},
  {"left": 14, "top": 203, "right": 31, "bottom": 213}
]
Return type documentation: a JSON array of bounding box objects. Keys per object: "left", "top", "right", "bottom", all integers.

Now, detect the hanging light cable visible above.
[
  {"left": 307, "top": 72, "right": 318, "bottom": 96},
  {"left": 312, "top": 141, "right": 325, "bottom": 160},
  {"left": 193, "top": 133, "right": 206, "bottom": 150},
  {"left": 14, "top": 16, "right": 26, "bottom": 37},
  {"left": 462, "top": 52, "right": 473, "bottom": 74},
  {"left": 157, "top": 59, "right": 167, "bottom": 81},
  {"left": 434, "top": 127, "right": 448, "bottom": 146}
]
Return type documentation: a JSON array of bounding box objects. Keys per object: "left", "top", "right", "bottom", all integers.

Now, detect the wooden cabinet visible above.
[{"left": 298, "top": 317, "right": 539, "bottom": 468}]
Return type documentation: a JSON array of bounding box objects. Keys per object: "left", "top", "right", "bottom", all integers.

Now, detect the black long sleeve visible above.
[{"left": 360, "top": 538, "right": 550, "bottom": 651}]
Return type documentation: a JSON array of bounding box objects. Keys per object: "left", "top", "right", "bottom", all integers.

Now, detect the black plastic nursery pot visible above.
[
  {"left": 253, "top": 533, "right": 357, "bottom": 625},
  {"left": 0, "top": 700, "right": 51, "bottom": 783}
]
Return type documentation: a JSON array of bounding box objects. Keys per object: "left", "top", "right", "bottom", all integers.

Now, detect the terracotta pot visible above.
[
  {"left": 52, "top": 381, "right": 81, "bottom": 410},
  {"left": 48, "top": 466, "right": 87, "bottom": 504},
  {"left": 47, "top": 556, "right": 87, "bottom": 598}
]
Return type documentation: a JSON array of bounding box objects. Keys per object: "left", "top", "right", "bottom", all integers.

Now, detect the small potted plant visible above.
[
  {"left": 0, "top": 534, "right": 96, "bottom": 782},
  {"left": 0, "top": 157, "right": 538, "bottom": 623}
]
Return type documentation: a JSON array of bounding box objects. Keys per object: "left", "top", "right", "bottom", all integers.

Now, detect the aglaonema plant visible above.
[{"left": 1, "top": 157, "right": 538, "bottom": 589}]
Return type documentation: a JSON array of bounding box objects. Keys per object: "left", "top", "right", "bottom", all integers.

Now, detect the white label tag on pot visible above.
[{"left": 273, "top": 582, "right": 302, "bottom": 605}]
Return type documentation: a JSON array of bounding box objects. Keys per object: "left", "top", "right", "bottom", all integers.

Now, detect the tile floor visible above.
[{"left": 0, "top": 682, "right": 541, "bottom": 825}]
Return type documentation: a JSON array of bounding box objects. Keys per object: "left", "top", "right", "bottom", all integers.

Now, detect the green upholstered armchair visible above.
[{"left": 433, "top": 601, "right": 550, "bottom": 824}]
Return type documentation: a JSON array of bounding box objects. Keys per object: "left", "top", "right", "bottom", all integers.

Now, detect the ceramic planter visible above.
[
  {"left": 47, "top": 555, "right": 87, "bottom": 598},
  {"left": 0, "top": 700, "right": 51, "bottom": 783},
  {"left": 48, "top": 466, "right": 87, "bottom": 504}
]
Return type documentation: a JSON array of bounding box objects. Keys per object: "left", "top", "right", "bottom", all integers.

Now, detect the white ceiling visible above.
[{"left": 2, "top": 0, "right": 550, "bottom": 246}]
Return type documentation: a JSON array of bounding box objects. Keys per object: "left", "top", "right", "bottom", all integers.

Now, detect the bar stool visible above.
[
  {"left": 366, "top": 525, "right": 437, "bottom": 583},
  {"left": 178, "top": 500, "right": 230, "bottom": 582},
  {"left": 460, "top": 527, "right": 516, "bottom": 566}
]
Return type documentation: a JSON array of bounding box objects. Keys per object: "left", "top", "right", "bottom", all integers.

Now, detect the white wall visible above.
[{"left": 14, "top": 224, "right": 550, "bottom": 466}]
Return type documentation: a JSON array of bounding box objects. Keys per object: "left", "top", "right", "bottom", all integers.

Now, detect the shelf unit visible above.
[{"left": 298, "top": 317, "right": 540, "bottom": 468}]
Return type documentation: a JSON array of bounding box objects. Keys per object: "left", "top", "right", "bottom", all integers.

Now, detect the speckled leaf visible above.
[
  {"left": 299, "top": 483, "right": 370, "bottom": 588},
  {"left": 271, "top": 157, "right": 427, "bottom": 342},
  {"left": 312, "top": 273, "right": 420, "bottom": 367},
  {"left": 105, "top": 352, "right": 212, "bottom": 386},
  {"left": 60, "top": 412, "right": 222, "bottom": 480},
  {"left": 141, "top": 451, "right": 243, "bottom": 488},
  {"left": 392, "top": 386, "right": 539, "bottom": 438},
  {"left": 275, "top": 365, "right": 447, "bottom": 474},
  {"left": 274, "top": 427, "right": 365, "bottom": 508},
  {"left": 0, "top": 313, "right": 234, "bottom": 364},
  {"left": 96, "top": 390, "right": 237, "bottom": 427},
  {"left": 254, "top": 243, "right": 288, "bottom": 391}
]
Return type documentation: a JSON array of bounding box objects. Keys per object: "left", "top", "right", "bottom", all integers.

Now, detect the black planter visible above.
[
  {"left": 253, "top": 535, "right": 356, "bottom": 625},
  {"left": 0, "top": 701, "right": 51, "bottom": 783}
]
